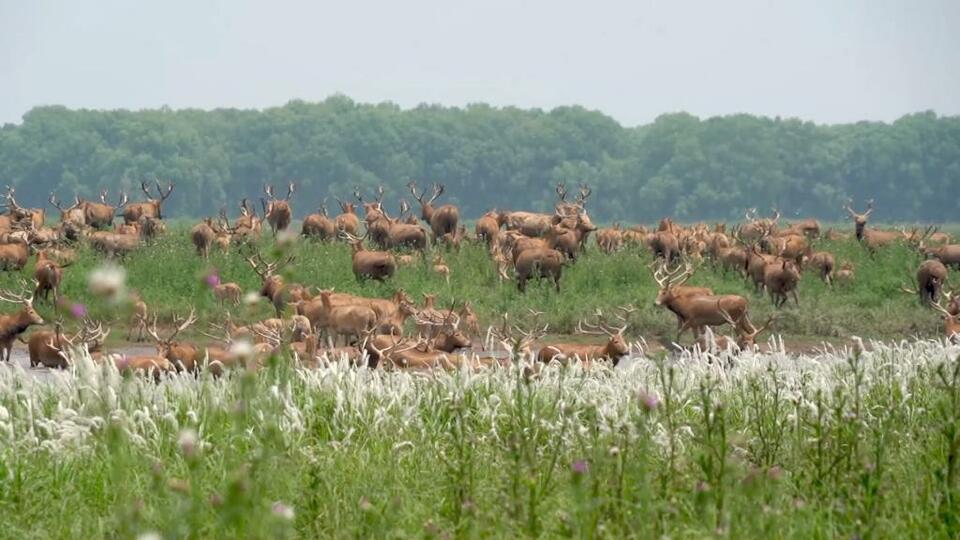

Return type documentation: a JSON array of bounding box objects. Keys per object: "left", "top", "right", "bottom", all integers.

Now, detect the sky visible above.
[{"left": 1, "top": 0, "right": 958, "bottom": 127}]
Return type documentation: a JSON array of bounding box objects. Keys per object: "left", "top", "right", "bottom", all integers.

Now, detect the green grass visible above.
[
  {"left": 0, "top": 225, "right": 946, "bottom": 344},
  {"left": 1, "top": 341, "right": 960, "bottom": 537}
]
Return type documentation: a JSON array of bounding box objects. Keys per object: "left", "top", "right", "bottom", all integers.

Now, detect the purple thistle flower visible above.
[
  {"left": 205, "top": 272, "right": 220, "bottom": 288},
  {"left": 69, "top": 303, "right": 87, "bottom": 319},
  {"left": 638, "top": 390, "right": 660, "bottom": 412},
  {"left": 571, "top": 459, "right": 589, "bottom": 475}
]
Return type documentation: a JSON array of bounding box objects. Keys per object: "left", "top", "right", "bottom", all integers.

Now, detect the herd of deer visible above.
[{"left": 0, "top": 178, "right": 957, "bottom": 379}]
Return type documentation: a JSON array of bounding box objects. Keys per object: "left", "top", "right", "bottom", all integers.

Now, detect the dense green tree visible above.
[{"left": 0, "top": 98, "right": 956, "bottom": 222}]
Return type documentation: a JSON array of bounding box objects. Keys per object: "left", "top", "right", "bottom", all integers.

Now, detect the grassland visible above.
[
  {"left": 0, "top": 223, "right": 947, "bottom": 345},
  {"left": 1, "top": 340, "right": 960, "bottom": 537}
]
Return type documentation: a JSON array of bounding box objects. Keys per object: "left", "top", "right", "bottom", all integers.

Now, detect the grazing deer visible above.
[
  {"left": 301, "top": 201, "right": 336, "bottom": 241},
  {"left": 901, "top": 259, "right": 949, "bottom": 305},
  {"left": 122, "top": 180, "right": 173, "bottom": 224},
  {"left": 262, "top": 182, "right": 295, "bottom": 234},
  {"left": 844, "top": 200, "right": 900, "bottom": 252},
  {"left": 81, "top": 190, "right": 126, "bottom": 229},
  {"left": 339, "top": 230, "right": 396, "bottom": 281},
  {"left": 244, "top": 248, "right": 296, "bottom": 317},
  {"left": 34, "top": 250, "right": 71, "bottom": 304},
  {"left": 0, "top": 283, "right": 45, "bottom": 361},
  {"left": 408, "top": 182, "right": 460, "bottom": 242},
  {"left": 538, "top": 306, "right": 634, "bottom": 366}
]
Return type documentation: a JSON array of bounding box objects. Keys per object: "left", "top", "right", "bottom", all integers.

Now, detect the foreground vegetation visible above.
[
  {"left": 0, "top": 225, "right": 948, "bottom": 344},
  {"left": 1, "top": 340, "right": 958, "bottom": 537}
]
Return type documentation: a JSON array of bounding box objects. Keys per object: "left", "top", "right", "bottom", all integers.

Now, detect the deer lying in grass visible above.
[
  {"left": 694, "top": 306, "right": 777, "bottom": 353},
  {"left": 0, "top": 283, "right": 44, "bottom": 361},
  {"left": 28, "top": 319, "right": 109, "bottom": 369},
  {"left": 932, "top": 301, "right": 960, "bottom": 343},
  {"left": 146, "top": 310, "right": 199, "bottom": 372},
  {"left": 537, "top": 306, "right": 634, "bottom": 366}
]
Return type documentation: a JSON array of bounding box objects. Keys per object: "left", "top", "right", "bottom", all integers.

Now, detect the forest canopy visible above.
[{"left": 0, "top": 96, "right": 956, "bottom": 222}]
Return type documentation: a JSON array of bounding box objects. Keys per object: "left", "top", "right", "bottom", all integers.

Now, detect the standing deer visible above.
[
  {"left": 653, "top": 264, "right": 752, "bottom": 342},
  {"left": 233, "top": 199, "right": 262, "bottom": 240},
  {"left": 408, "top": 182, "right": 459, "bottom": 241},
  {"left": 82, "top": 190, "right": 126, "bottom": 229},
  {"left": 262, "top": 182, "right": 295, "bottom": 234},
  {"left": 475, "top": 210, "right": 504, "bottom": 248},
  {"left": 844, "top": 200, "right": 900, "bottom": 251},
  {"left": 190, "top": 218, "right": 216, "bottom": 259},
  {"left": 333, "top": 197, "right": 360, "bottom": 237},
  {"left": 127, "top": 292, "right": 149, "bottom": 342},
  {"left": 301, "top": 201, "right": 336, "bottom": 241},
  {"left": 122, "top": 180, "right": 174, "bottom": 224},
  {"left": 339, "top": 230, "right": 396, "bottom": 281},
  {"left": 901, "top": 259, "right": 949, "bottom": 305},
  {"left": 763, "top": 259, "right": 801, "bottom": 308},
  {"left": 0, "top": 283, "right": 44, "bottom": 361},
  {"left": 34, "top": 250, "right": 71, "bottom": 304},
  {"left": 244, "top": 248, "right": 297, "bottom": 317}
]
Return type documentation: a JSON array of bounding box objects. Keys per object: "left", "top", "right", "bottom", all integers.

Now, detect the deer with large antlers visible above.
[
  {"left": 28, "top": 318, "right": 110, "bottom": 368},
  {"left": 652, "top": 263, "right": 752, "bottom": 342},
  {"left": 844, "top": 199, "right": 900, "bottom": 252},
  {"left": 81, "top": 190, "right": 126, "bottom": 229},
  {"left": 146, "top": 309, "right": 199, "bottom": 372},
  {"left": 408, "top": 181, "right": 459, "bottom": 242},
  {"left": 262, "top": 182, "right": 295, "bottom": 234},
  {"left": 122, "top": 180, "right": 173, "bottom": 224},
  {"left": 301, "top": 200, "right": 336, "bottom": 241},
  {"left": 931, "top": 301, "right": 960, "bottom": 343},
  {"left": 0, "top": 282, "right": 44, "bottom": 361},
  {"left": 339, "top": 230, "right": 396, "bottom": 281},
  {"left": 232, "top": 198, "right": 262, "bottom": 240},
  {"left": 537, "top": 306, "right": 634, "bottom": 366},
  {"left": 4, "top": 186, "right": 45, "bottom": 230},
  {"left": 244, "top": 248, "right": 296, "bottom": 317},
  {"left": 709, "top": 305, "right": 778, "bottom": 352},
  {"left": 48, "top": 193, "right": 87, "bottom": 230}
]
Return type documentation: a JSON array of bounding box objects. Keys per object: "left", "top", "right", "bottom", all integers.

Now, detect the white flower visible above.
[
  {"left": 88, "top": 265, "right": 127, "bottom": 301},
  {"left": 276, "top": 229, "right": 298, "bottom": 247},
  {"left": 272, "top": 501, "right": 295, "bottom": 520},
  {"left": 230, "top": 340, "right": 255, "bottom": 364},
  {"left": 243, "top": 291, "right": 261, "bottom": 306},
  {"left": 178, "top": 428, "right": 198, "bottom": 457},
  {"left": 137, "top": 532, "right": 162, "bottom": 540}
]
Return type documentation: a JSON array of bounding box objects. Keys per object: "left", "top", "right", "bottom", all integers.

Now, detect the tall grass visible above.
[
  {"left": 0, "top": 340, "right": 958, "bottom": 537},
  {"left": 0, "top": 225, "right": 945, "bottom": 342}
]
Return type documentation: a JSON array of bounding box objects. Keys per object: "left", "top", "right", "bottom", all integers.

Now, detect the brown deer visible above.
[
  {"left": 339, "top": 230, "right": 396, "bottom": 281},
  {"left": 921, "top": 242, "right": 960, "bottom": 269},
  {"left": 127, "top": 292, "right": 149, "bottom": 342},
  {"left": 475, "top": 209, "right": 504, "bottom": 248},
  {"left": 4, "top": 186, "right": 45, "bottom": 229},
  {"left": 0, "top": 283, "right": 45, "bottom": 361},
  {"left": 190, "top": 218, "right": 216, "bottom": 259},
  {"left": 596, "top": 224, "right": 624, "bottom": 254},
  {"left": 711, "top": 307, "right": 778, "bottom": 352},
  {"left": 652, "top": 264, "right": 752, "bottom": 342},
  {"left": 28, "top": 319, "right": 110, "bottom": 369},
  {"left": 81, "top": 190, "right": 126, "bottom": 229},
  {"left": 146, "top": 310, "right": 200, "bottom": 372},
  {"left": 515, "top": 247, "right": 564, "bottom": 293},
  {"left": 433, "top": 255, "right": 450, "bottom": 284},
  {"left": 901, "top": 259, "right": 949, "bottom": 305},
  {"left": 262, "top": 182, "right": 295, "bottom": 234},
  {"left": 34, "top": 250, "right": 71, "bottom": 304},
  {"left": 805, "top": 249, "right": 836, "bottom": 285},
  {"left": 931, "top": 301, "right": 960, "bottom": 343},
  {"left": 233, "top": 198, "right": 262, "bottom": 240},
  {"left": 244, "top": 248, "right": 296, "bottom": 317},
  {"left": 835, "top": 262, "right": 855, "bottom": 285},
  {"left": 537, "top": 307, "right": 634, "bottom": 366},
  {"left": 317, "top": 289, "right": 379, "bottom": 346},
  {"left": 122, "top": 180, "right": 174, "bottom": 224},
  {"left": 0, "top": 236, "right": 30, "bottom": 270},
  {"left": 213, "top": 282, "right": 243, "bottom": 306},
  {"left": 746, "top": 245, "right": 779, "bottom": 294},
  {"left": 763, "top": 259, "right": 801, "bottom": 307},
  {"left": 408, "top": 182, "right": 459, "bottom": 242},
  {"left": 333, "top": 197, "right": 360, "bottom": 237},
  {"left": 301, "top": 201, "right": 336, "bottom": 241},
  {"left": 48, "top": 193, "right": 87, "bottom": 229},
  {"left": 844, "top": 200, "right": 900, "bottom": 252}
]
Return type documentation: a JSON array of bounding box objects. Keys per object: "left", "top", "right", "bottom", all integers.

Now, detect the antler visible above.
[
  {"left": 427, "top": 184, "right": 444, "bottom": 204},
  {"left": 555, "top": 183, "right": 568, "bottom": 202},
  {"left": 264, "top": 184, "right": 275, "bottom": 199},
  {"left": 48, "top": 192, "right": 65, "bottom": 212},
  {"left": 166, "top": 309, "right": 198, "bottom": 344},
  {"left": 576, "top": 183, "right": 592, "bottom": 204},
  {"left": 406, "top": 181, "right": 422, "bottom": 203},
  {"left": 0, "top": 280, "right": 35, "bottom": 305},
  {"left": 285, "top": 182, "right": 295, "bottom": 201}
]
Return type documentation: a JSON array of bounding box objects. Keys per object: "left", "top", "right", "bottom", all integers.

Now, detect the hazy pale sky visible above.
[{"left": 1, "top": 0, "right": 958, "bottom": 126}]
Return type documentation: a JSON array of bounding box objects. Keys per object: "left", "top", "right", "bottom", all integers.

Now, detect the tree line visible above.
[{"left": 0, "top": 96, "right": 957, "bottom": 222}]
